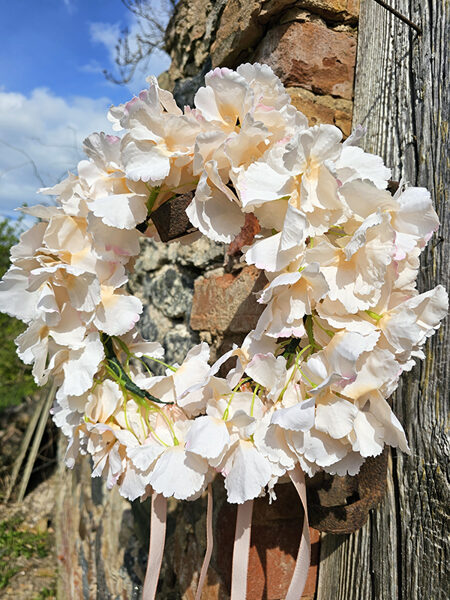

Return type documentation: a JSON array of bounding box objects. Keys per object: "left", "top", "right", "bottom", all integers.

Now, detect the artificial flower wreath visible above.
[{"left": 0, "top": 64, "right": 447, "bottom": 599}]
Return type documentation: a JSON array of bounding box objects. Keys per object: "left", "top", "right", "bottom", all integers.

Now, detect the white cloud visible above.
[
  {"left": 63, "top": 0, "right": 76, "bottom": 14},
  {"left": 0, "top": 87, "right": 114, "bottom": 220},
  {"left": 89, "top": 21, "right": 121, "bottom": 64},
  {"left": 88, "top": 3, "right": 172, "bottom": 95}
]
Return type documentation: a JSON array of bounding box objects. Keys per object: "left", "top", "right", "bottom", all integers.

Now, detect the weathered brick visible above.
[
  {"left": 288, "top": 87, "right": 353, "bottom": 136},
  {"left": 190, "top": 266, "right": 267, "bottom": 333},
  {"left": 216, "top": 483, "right": 320, "bottom": 599},
  {"left": 270, "top": 0, "right": 359, "bottom": 24},
  {"left": 253, "top": 21, "right": 357, "bottom": 99}
]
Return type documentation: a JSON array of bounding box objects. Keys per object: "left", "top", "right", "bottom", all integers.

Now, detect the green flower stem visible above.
[
  {"left": 312, "top": 313, "right": 335, "bottom": 338},
  {"left": 101, "top": 334, "right": 171, "bottom": 405},
  {"left": 146, "top": 186, "right": 160, "bottom": 214},
  {"left": 141, "top": 354, "right": 177, "bottom": 372},
  {"left": 122, "top": 391, "right": 140, "bottom": 441},
  {"left": 365, "top": 309, "right": 383, "bottom": 322},
  {"left": 160, "top": 410, "right": 179, "bottom": 446},
  {"left": 305, "top": 315, "right": 323, "bottom": 352},
  {"left": 222, "top": 377, "right": 251, "bottom": 421},
  {"left": 250, "top": 384, "right": 260, "bottom": 417},
  {"left": 298, "top": 368, "right": 318, "bottom": 389},
  {"left": 277, "top": 344, "right": 311, "bottom": 403},
  {"left": 142, "top": 408, "right": 170, "bottom": 447}
]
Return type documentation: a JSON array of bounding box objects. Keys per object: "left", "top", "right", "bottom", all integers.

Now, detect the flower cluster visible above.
[{"left": 0, "top": 64, "right": 447, "bottom": 505}]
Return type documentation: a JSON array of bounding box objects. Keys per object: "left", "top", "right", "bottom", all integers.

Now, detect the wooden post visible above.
[{"left": 317, "top": 1, "right": 449, "bottom": 599}]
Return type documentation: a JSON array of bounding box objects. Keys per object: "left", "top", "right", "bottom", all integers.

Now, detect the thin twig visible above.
[
  {"left": 29, "top": 458, "right": 57, "bottom": 475},
  {"left": 373, "top": 0, "right": 422, "bottom": 35},
  {"left": 16, "top": 381, "right": 57, "bottom": 503},
  {"left": 4, "top": 394, "right": 45, "bottom": 503}
]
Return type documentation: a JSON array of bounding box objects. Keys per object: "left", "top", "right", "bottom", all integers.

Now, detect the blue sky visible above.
[{"left": 0, "top": 0, "right": 171, "bottom": 220}]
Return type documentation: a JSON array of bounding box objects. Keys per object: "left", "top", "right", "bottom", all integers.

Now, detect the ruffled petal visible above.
[
  {"left": 149, "top": 446, "right": 209, "bottom": 500},
  {"left": 223, "top": 440, "right": 273, "bottom": 504},
  {"left": 93, "top": 289, "right": 143, "bottom": 336},
  {"left": 185, "top": 415, "right": 230, "bottom": 460},
  {"left": 271, "top": 397, "right": 315, "bottom": 432}
]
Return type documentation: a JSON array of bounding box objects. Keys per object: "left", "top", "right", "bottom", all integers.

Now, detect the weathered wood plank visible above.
[
  {"left": 317, "top": 0, "right": 449, "bottom": 598},
  {"left": 55, "top": 438, "right": 145, "bottom": 600}
]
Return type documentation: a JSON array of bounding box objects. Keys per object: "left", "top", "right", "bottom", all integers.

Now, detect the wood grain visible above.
[{"left": 317, "top": 0, "right": 449, "bottom": 598}]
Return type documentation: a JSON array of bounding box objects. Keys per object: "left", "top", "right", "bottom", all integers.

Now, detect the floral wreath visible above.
[{"left": 0, "top": 64, "right": 447, "bottom": 599}]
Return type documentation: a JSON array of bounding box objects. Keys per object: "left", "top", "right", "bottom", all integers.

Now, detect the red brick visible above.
[
  {"left": 190, "top": 266, "right": 267, "bottom": 333},
  {"left": 253, "top": 21, "right": 357, "bottom": 100},
  {"left": 216, "top": 483, "right": 320, "bottom": 599}
]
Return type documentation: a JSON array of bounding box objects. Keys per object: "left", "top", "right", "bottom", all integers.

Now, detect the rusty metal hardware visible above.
[
  {"left": 373, "top": 0, "right": 422, "bottom": 35},
  {"left": 307, "top": 449, "right": 388, "bottom": 534}
]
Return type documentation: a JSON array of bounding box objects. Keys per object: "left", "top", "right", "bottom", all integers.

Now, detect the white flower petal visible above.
[
  {"left": 352, "top": 410, "right": 384, "bottom": 457},
  {"left": 186, "top": 175, "right": 245, "bottom": 243},
  {"left": 94, "top": 290, "right": 143, "bottom": 336},
  {"left": 224, "top": 440, "right": 273, "bottom": 504},
  {"left": 61, "top": 333, "right": 105, "bottom": 397},
  {"left": 315, "top": 397, "right": 358, "bottom": 439},
  {"left": 245, "top": 353, "right": 287, "bottom": 397},
  {"left": 122, "top": 139, "right": 171, "bottom": 183},
  {"left": 185, "top": 415, "right": 230, "bottom": 460},
  {"left": 127, "top": 441, "right": 165, "bottom": 471},
  {"left": 324, "top": 451, "right": 364, "bottom": 476},
  {"left": 336, "top": 145, "right": 391, "bottom": 189},
  {"left": 119, "top": 465, "right": 147, "bottom": 501},
  {"left": 271, "top": 397, "right": 315, "bottom": 432},
  {"left": 149, "top": 446, "right": 208, "bottom": 500},
  {"left": 0, "top": 267, "right": 39, "bottom": 322},
  {"left": 90, "top": 194, "right": 147, "bottom": 230}
]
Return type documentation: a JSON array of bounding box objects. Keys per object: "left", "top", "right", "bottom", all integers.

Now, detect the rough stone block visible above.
[
  {"left": 267, "top": 0, "right": 359, "bottom": 23},
  {"left": 164, "top": 323, "right": 199, "bottom": 366},
  {"left": 190, "top": 266, "right": 267, "bottom": 333},
  {"left": 253, "top": 21, "right": 357, "bottom": 99},
  {"left": 147, "top": 265, "right": 194, "bottom": 319},
  {"left": 167, "top": 236, "right": 225, "bottom": 269},
  {"left": 211, "top": 0, "right": 266, "bottom": 67},
  {"left": 288, "top": 87, "right": 353, "bottom": 136}
]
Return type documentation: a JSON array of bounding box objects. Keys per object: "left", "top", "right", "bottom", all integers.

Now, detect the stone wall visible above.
[
  {"left": 133, "top": 0, "right": 360, "bottom": 380},
  {"left": 56, "top": 2, "right": 360, "bottom": 598},
  {"left": 162, "top": 0, "right": 358, "bottom": 135}
]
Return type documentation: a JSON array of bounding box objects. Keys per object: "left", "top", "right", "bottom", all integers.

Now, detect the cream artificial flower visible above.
[
  {"left": 253, "top": 263, "right": 329, "bottom": 339},
  {"left": 112, "top": 79, "right": 205, "bottom": 192},
  {"left": 339, "top": 180, "right": 440, "bottom": 260},
  {"left": 126, "top": 408, "right": 211, "bottom": 501},
  {"left": 187, "top": 64, "right": 307, "bottom": 243},
  {"left": 0, "top": 62, "right": 447, "bottom": 498},
  {"left": 237, "top": 125, "right": 348, "bottom": 237},
  {"left": 81, "top": 132, "right": 149, "bottom": 230},
  {"left": 305, "top": 212, "right": 396, "bottom": 313}
]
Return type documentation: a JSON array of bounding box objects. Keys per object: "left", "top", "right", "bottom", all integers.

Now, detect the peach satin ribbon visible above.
[
  {"left": 143, "top": 493, "right": 167, "bottom": 600},
  {"left": 144, "top": 486, "right": 214, "bottom": 600},
  {"left": 144, "top": 466, "right": 310, "bottom": 600},
  {"left": 229, "top": 465, "right": 310, "bottom": 600}
]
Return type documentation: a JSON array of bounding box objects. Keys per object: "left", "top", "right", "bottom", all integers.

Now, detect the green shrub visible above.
[
  {"left": 0, "top": 517, "right": 51, "bottom": 589},
  {"left": 0, "top": 217, "right": 36, "bottom": 410}
]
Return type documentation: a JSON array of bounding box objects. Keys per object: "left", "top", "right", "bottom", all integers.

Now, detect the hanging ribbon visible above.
[
  {"left": 195, "top": 484, "right": 214, "bottom": 600},
  {"left": 230, "top": 499, "right": 254, "bottom": 600},
  {"left": 286, "top": 465, "right": 311, "bottom": 600},
  {"left": 143, "top": 493, "right": 167, "bottom": 600}
]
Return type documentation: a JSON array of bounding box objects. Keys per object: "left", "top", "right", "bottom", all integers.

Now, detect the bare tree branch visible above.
[
  {"left": 104, "top": 0, "right": 175, "bottom": 86},
  {"left": 0, "top": 139, "right": 46, "bottom": 187}
]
